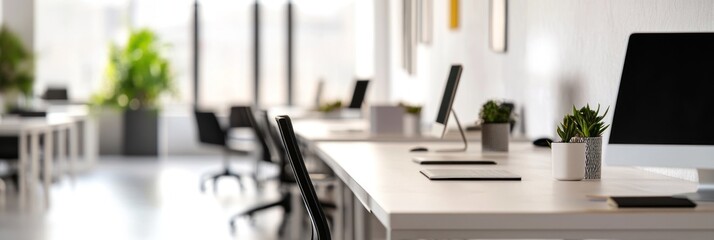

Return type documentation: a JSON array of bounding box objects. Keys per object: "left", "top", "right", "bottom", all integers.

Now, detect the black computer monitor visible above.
[
  {"left": 431, "top": 65, "right": 463, "bottom": 138},
  {"left": 347, "top": 80, "right": 370, "bottom": 109},
  {"left": 607, "top": 33, "right": 714, "bottom": 201}
]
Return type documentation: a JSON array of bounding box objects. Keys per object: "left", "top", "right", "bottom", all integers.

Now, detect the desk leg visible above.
[
  {"left": 69, "top": 123, "right": 79, "bottom": 184},
  {"left": 387, "top": 230, "right": 408, "bottom": 240},
  {"left": 57, "top": 127, "right": 67, "bottom": 181},
  {"left": 333, "top": 180, "right": 343, "bottom": 239},
  {"left": 29, "top": 130, "right": 40, "bottom": 206},
  {"left": 43, "top": 128, "right": 53, "bottom": 208},
  {"left": 342, "top": 182, "right": 354, "bottom": 240},
  {"left": 18, "top": 129, "right": 27, "bottom": 207},
  {"left": 353, "top": 195, "right": 370, "bottom": 240}
]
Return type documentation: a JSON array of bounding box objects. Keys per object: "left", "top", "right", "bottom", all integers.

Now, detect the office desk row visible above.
[
  {"left": 284, "top": 117, "right": 714, "bottom": 240},
  {"left": 0, "top": 115, "right": 78, "bottom": 208}
]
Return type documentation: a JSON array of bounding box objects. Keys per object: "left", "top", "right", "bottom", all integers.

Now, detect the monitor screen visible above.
[
  {"left": 348, "top": 80, "right": 370, "bottom": 109},
  {"left": 610, "top": 33, "right": 714, "bottom": 145},
  {"left": 436, "top": 65, "right": 463, "bottom": 124}
]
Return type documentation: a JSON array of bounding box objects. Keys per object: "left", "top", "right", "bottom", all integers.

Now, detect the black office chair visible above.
[
  {"left": 42, "top": 87, "right": 69, "bottom": 101},
  {"left": 275, "top": 115, "right": 331, "bottom": 240},
  {"left": 194, "top": 110, "right": 248, "bottom": 192}
]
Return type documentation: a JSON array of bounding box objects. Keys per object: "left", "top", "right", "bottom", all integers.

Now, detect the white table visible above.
[
  {"left": 0, "top": 115, "right": 78, "bottom": 208},
  {"left": 290, "top": 118, "right": 489, "bottom": 143},
  {"left": 313, "top": 141, "right": 714, "bottom": 240}
]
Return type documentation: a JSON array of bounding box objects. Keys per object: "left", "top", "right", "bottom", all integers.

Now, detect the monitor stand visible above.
[
  {"left": 435, "top": 110, "right": 468, "bottom": 152},
  {"left": 676, "top": 169, "right": 714, "bottom": 201}
]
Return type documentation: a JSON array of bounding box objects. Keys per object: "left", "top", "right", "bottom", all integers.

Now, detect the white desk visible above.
[
  {"left": 290, "top": 118, "right": 487, "bottom": 143},
  {"left": 313, "top": 141, "right": 714, "bottom": 240},
  {"left": 0, "top": 115, "right": 78, "bottom": 208}
]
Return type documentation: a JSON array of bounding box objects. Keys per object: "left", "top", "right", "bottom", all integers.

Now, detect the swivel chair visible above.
[{"left": 194, "top": 110, "right": 248, "bottom": 192}]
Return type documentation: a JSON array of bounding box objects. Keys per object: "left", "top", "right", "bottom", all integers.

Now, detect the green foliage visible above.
[
  {"left": 556, "top": 114, "right": 577, "bottom": 142},
  {"left": 0, "top": 25, "right": 34, "bottom": 96},
  {"left": 398, "top": 102, "right": 422, "bottom": 115},
  {"left": 318, "top": 100, "right": 342, "bottom": 113},
  {"left": 571, "top": 104, "right": 610, "bottom": 137},
  {"left": 479, "top": 100, "right": 513, "bottom": 124},
  {"left": 92, "top": 28, "right": 175, "bottom": 110}
]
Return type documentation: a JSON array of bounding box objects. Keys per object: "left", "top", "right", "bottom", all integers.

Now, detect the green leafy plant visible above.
[
  {"left": 479, "top": 100, "right": 514, "bottom": 124},
  {"left": 318, "top": 100, "right": 342, "bottom": 113},
  {"left": 572, "top": 104, "right": 609, "bottom": 137},
  {"left": 556, "top": 114, "right": 577, "bottom": 142},
  {"left": 398, "top": 102, "right": 422, "bottom": 115},
  {"left": 92, "top": 28, "right": 175, "bottom": 110},
  {"left": 0, "top": 25, "right": 34, "bottom": 97}
]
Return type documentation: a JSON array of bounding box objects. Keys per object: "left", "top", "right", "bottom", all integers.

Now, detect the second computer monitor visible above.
[
  {"left": 347, "top": 80, "right": 370, "bottom": 109},
  {"left": 431, "top": 65, "right": 464, "bottom": 138}
]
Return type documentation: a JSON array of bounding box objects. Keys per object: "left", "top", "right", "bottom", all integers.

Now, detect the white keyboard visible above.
[{"left": 420, "top": 169, "right": 521, "bottom": 181}]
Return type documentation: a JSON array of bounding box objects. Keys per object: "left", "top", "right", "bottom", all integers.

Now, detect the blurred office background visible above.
[{"left": 0, "top": 0, "right": 713, "bottom": 239}]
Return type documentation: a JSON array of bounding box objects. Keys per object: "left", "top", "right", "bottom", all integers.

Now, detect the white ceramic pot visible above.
[{"left": 551, "top": 142, "right": 586, "bottom": 181}]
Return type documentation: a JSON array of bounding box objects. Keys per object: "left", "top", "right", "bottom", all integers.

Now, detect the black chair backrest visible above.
[
  {"left": 235, "top": 106, "right": 272, "bottom": 162},
  {"left": 275, "top": 115, "right": 331, "bottom": 240},
  {"left": 43, "top": 88, "right": 69, "bottom": 100},
  {"left": 229, "top": 106, "right": 254, "bottom": 128},
  {"left": 194, "top": 111, "right": 226, "bottom": 146},
  {"left": 258, "top": 110, "right": 295, "bottom": 183}
]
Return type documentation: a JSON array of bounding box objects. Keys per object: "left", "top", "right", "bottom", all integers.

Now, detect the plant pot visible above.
[
  {"left": 403, "top": 114, "right": 421, "bottom": 136},
  {"left": 97, "top": 107, "right": 124, "bottom": 155},
  {"left": 482, "top": 123, "right": 509, "bottom": 152},
  {"left": 571, "top": 136, "right": 602, "bottom": 180},
  {"left": 123, "top": 108, "right": 159, "bottom": 156},
  {"left": 0, "top": 89, "right": 20, "bottom": 114},
  {"left": 551, "top": 142, "right": 586, "bottom": 181}
]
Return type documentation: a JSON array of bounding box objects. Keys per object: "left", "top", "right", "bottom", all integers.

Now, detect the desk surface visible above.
[
  {"left": 291, "top": 118, "right": 490, "bottom": 143},
  {"left": 0, "top": 116, "right": 75, "bottom": 134},
  {"left": 314, "top": 141, "right": 714, "bottom": 238}
]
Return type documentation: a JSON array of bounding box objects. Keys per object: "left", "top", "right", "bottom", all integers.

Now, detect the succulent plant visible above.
[
  {"left": 318, "top": 100, "right": 342, "bottom": 113},
  {"left": 572, "top": 104, "right": 610, "bottom": 138},
  {"left": 556, "top": 114, "right": 577, "bottom": 142},
  {"left": 398, "top": 102, "right": 422, "bottom": 115}
]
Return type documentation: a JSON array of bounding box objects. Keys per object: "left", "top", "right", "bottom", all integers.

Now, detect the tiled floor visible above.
[{"left": 0, "top": 155, "right": 310, "bottom": 240}]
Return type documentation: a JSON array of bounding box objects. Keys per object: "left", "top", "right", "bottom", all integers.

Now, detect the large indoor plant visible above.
[
  {"left": 0, "top": 25, "right": 34, "bottom": 113},
  {"left": 479, "top": 100, "right": 513, "bottom": 151},
  {"left": 571, "top": 104, "right": 609, "bottom": 180},
  {"left": 551, "top": 114, "right": 585, "bottom": 181},
  {"left": 92, "top": 29, "right": 175, "bottom": 156}
]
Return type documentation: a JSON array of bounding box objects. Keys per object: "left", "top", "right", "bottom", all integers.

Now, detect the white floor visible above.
[{"left": 0, "top": 155, "right": 311, "bottom": 240}]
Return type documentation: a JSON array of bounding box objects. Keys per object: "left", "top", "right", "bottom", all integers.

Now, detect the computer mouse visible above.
[
  {"left": 533, "top": 138, "right": 553, "bottom": 147},
  {"left": 410, "top": 147, "right": 429, "bottom": 152}
]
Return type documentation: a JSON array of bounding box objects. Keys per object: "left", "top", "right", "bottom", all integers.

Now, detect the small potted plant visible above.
[
  {"left": 551, "top": 114, "right": 585, "bottom": 181},
  {"left": 399, "top": 102, "right": 422, "bottom": 136},
  {"left": 317, "top": 100, "right": 343, "bottom": 118},
  {"left": 571, "top": 104, "right": 609, "bottom": 180},
  {"left": 0, "top": 25, "right": 34, "bottom": 114},
  {"left": 479, "top": 100, "right": 513, "bottom": 152}
]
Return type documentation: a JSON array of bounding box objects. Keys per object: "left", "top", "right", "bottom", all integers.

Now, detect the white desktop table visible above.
[
  {"left": 0, "top": 115, "right": 78, "bottom": 208},
  {"left": 290, "top": 118, "right": 486, "bottom": 143},
  {"left": 312, "top": 141, "right": 714, "bottom": 240}
]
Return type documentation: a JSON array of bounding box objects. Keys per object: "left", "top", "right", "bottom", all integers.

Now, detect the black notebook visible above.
[{"left": 607, "top": 196, "right": 697, "bottom": 208}]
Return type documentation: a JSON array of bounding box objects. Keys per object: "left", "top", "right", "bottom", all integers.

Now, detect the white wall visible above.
[{"left": 387, "top": 0, "right": 714, "bottom": 181}]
